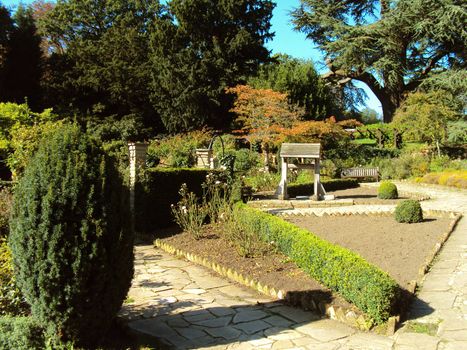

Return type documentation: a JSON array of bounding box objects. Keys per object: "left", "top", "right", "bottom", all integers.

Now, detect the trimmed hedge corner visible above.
[
  {"left": 232, "top": 204, "right": 399, "bottom": 323},
  {"left": 135, "top": 168, "right": 222, "bottom": 231},
  {"left": 287, "top": 178, "right": 359, "bottom": 198}
]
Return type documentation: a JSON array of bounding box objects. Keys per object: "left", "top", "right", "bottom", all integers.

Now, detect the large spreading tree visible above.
[
  {"left": 292, "top": 0, "right": 466, "bottom": 122},
  {"left": 150, "top": 0, "right": 275, "bottom": 132}
]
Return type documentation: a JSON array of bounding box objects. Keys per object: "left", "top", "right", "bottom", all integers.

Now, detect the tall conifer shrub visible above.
[{"left": 9, "top": 124, "right": 133, "bottom": 346}]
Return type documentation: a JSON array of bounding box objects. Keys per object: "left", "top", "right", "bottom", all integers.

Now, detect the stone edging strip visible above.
[{"left": 154, "top": 239, "right": 380, "bottom": 332}]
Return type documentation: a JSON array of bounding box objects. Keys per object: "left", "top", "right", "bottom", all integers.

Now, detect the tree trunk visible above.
[{"left": 379, "top": 91, "right": 403, "bottom": 123}]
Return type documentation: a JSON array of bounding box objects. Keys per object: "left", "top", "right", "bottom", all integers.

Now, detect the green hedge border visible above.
[
  {"left": 287, "top": 178, "right": 359, "bottom": 198},
  {"left": 233, "top": 203, "right": 400, "bottom": 323}
]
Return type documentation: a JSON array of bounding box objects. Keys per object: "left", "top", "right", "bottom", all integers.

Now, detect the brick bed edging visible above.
[{"left": 153, "top": 239, "right": 390, "bottom": 333}]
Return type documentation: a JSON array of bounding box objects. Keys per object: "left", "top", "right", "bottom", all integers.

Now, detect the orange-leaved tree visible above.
[{"left": 227, "top": 84, "right": 304, "bottom": 170}]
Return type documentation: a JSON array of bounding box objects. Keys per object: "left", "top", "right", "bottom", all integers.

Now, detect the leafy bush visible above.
[
  {"left": 232, "top": 148, "right": 260, "bottom": 173},
  {"left": 7, "top": 120, "right": 65, "bottom": 179},
  {"left": 244, "top": 171, "right": 280, "bottom": 192},
  {"left": 9, "top": 125, "right": 133, "bottom": 346},
  {"left": 147, "top": 130, "right": 212, "bottom": 168},
  {"left": 417, "top": 170, "right": 467, "bottom": 189},
  {"left": 377, "top": 181, "right": 398, "bottom": 199},
  {"left": 394, "top": 200, "right": 423, "bottom": 223},
  {"left": 0, "top": 316, "right": 45, "bottom": 350},
  {"left": 232, "top": 204, "right": 399, "bottom": 323},
  {"left": 0, "top": 239, "right": 28, "bottom": 316},
  {"left": 0, "top": 188, "right": 12, "bottom": 238},
  {"left": 376, "top": 153, "right": 430, "bottom": 180}
]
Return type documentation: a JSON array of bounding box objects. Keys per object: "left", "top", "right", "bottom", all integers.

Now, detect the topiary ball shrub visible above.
[
  {"left": 394, "top": 200, "right": 423, "bottom": 223},
  {"left": 9, "top": 124, "right": 133, "bottom": 347},
  {"left": 377, "top": 181, "right": 398, "bottom": 199}
]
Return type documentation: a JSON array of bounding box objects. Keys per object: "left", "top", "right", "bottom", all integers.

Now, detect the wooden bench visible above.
[{"left": 341, "top": 167, "right": 379, "bottom": 181}]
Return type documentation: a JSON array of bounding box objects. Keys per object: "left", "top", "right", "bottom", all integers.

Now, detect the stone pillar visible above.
[
  {"left": 128, "top": 142, "right": 149, "bottom": 212},
  {"left": 195, "top": 148, "right": 214, "bottom": 169},
  {"left": 276, "top": 157, "right": 289, "bottom": 200}
]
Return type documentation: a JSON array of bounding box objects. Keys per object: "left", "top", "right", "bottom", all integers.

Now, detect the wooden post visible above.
[
  {"left": 314, "top": 160, "right": 320, "bottom": 200},
  {"left": 276, "top": 157, "right": 289, "bottom": 200}
]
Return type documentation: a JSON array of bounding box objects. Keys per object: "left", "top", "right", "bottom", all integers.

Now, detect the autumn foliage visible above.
[{"left": 227, "top": 84, "right": 359, "bottom": 148}]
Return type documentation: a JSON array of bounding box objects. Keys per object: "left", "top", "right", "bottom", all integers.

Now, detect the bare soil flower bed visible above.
[{"left": 156, "top": 187, "right": 454, "bottom": 319}]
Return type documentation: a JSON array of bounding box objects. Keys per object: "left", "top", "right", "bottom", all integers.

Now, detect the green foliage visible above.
[
  {"left": 147, "top": 130, "right": 212, "bottom": 168},
  {"left": 393, "top": 91, "right": 460, "bottom": 152},
  {"left": 231, "top": 149, "right": 261, "bottom": 174},
  {"left": 232, "top": 204, "right": 400, "bottom": 323},
  {"left": 359, "top": 108, "right": 381, "bottom": 125},
  {"left": 9, "top": 125, "right": 133, "bottom": 346},
  {"left": 376, "top": 153, "right": 430, "bottom": 180},
  {"left": 135, "top": 168, "right": 221, "bottom": 231},
  {"left": 447, "top": 120, "right": 467, "bottom": 145},
  {"left": 7, "top": 120, "right": 64, "bottom": 179},
  {"left": 39, "top": 0, "right": 162, "bottom": 129},
  {"left": 244, "top": 171, "right": 280, "bottom": 192},
  {"left": 377, "top": 182, "right": 398, "bottom": 199},
  {"left": 0, "top": 239, "right": 28, "bottom": 317},
  {"left": 0, "top": 102, "right": 55, "bottom": 149},
  {"left": 0, "top": 187, "right": 11, "bottom": 238},
  {"left": 292, "top": 0, "right": 466, "bottom": 122},
  {"left": 0, "top": 316, "right": 45, "bottom": 350},
  {"left": 248, "top": 54, "right": 341, "bottom": 120},
  {"left": 171, "top": 183, "right": 207, "bottom": 239},
  {"left": 394, "top": 200, "right": 423, "bottom": 224},
  {"left": 150, "top": 0, "right": 275, "bottom": 132}
]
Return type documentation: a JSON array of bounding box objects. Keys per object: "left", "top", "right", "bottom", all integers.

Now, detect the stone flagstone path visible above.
[{"left": 120, "top": 182, "right": 467, "bottom": 350}]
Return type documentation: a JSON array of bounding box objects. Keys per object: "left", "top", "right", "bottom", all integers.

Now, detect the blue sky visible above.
[{"left": 2, "top": 0, "right": 382, "bottom": 114}]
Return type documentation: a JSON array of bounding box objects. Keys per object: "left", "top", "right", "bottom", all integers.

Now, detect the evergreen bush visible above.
[
  {"left": 0, "top": 316, "right": 45, "bottom": 350},
  {"left": 9, "top": 125, "right": 133, "bottom": 347},
  {"left": 394, "top": 200, "right": 423, "bottom": 223},
  {"left": 377, "top": 181, "right": 398, "bottom": 199}
]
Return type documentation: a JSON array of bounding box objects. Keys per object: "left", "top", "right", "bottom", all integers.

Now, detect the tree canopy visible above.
[
  {"left": 150, "top": 0, "right": 275, "bottom": 132},
  {"left": 248, "top": 54, "right": 344, "bottom": 120},
  {"left": 292, "top": 0, "right": 467, "bottom": 123}
]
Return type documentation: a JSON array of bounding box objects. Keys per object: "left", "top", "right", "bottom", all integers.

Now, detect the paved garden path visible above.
[{"left": 121, "top": 182, "right": 467, "bottom": 350}]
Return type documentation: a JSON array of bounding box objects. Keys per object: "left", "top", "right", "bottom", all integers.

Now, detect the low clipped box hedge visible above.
[
  {"left": 287, "top": 178, "right": 359, "bottom": 198},
  {"left": 377, "top": 181, "right": 398, "bottom": 199},
  {"left": 135, "top": 168, "right": 222, "bottom": 231},
  {"left": 395, "top": 200, "right": 423, "bottom": 223},
  {"left": 234, "top": 204, "right": 399, "bottom": 323}
]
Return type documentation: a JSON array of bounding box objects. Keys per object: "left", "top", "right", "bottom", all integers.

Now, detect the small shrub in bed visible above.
[
  {"left": 395, "top": 200, "right": 423, "bottom": 223},
  {"left": 377, "top": 181, "right": 398, "bottom": 199}
]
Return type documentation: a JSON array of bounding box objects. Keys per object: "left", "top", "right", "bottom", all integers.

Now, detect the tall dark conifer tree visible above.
[
  {"left": 3, "top": 5, "right": 43, "bottom": 109},
  {"left": 150, "top": 0, "right": 275, "bottom": 132}
]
